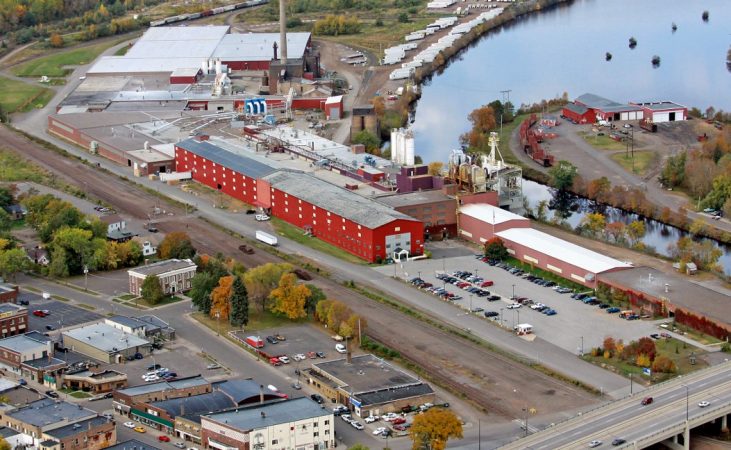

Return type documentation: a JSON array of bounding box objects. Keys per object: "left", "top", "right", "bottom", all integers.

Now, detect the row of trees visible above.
[{"left": 314, "top": 298, "right": 365, "bottom": 341}]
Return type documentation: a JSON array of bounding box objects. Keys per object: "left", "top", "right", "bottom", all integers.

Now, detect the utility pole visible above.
[{"left": 499, "top": 89, "right": 512, "bottom": 137}]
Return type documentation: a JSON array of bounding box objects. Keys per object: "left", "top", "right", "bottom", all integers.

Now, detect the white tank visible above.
[
  {"left": 215, "top": 59, "right": 222, "bottom": 75},
  {"left": 201, "top": 60, "right": 208, "bottom": 74}
]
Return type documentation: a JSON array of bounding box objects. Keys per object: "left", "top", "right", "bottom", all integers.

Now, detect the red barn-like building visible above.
[
  {"left": 174, "top": 138, "right": 424, "bottom": 262},
  {"left": 561, "top": 103, "right": 595, "bottom": 124}
]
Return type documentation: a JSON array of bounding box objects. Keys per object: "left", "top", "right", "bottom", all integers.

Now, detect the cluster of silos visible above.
[{"left": 390, "top": 128, "right": 415, "bottom": 166}]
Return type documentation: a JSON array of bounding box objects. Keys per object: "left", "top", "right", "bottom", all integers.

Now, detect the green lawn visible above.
[
  {"left": 505, "top": 257, "right": 587, "bottom": 292},
  {"left": 69, "top": 391, "right": 92, "bottom": 398},
  {"left": 114, "top": 45, "right": 131, "bottom": 56},
  {"left": 118, "top": 293, "right": 136, "bottom": 301},
  {"left": 0, "top": 76, "right": 54, "bottom": 112},
  {"left": 270, "top": 217, "right": 366, "bottom": 265},
  {"left": 11, "top": 40, "right": 118, "bottom": 78},
  {"left": 610, "top": 150, "right": 656, "bottom": 177},
  {"left": 136, "top": 295, "right": 184, "bottom": 308},
  {"left": 583, "top": 337, "right": 707, "bottom": 383},
  {"left": 579, "top": 131, "right": 628, "bottom": 151}
]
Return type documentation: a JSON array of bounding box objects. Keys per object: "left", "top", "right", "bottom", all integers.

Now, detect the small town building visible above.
[
  {"left": 137, "top": 315, "right": 176, "bottom": 340},
  {"left": 99, "top": 214, "right": 126, "bottom": 233},
  {"left": 127, "top": 259, "right": 197, "bottom": 296},
  {"left": 3, "top": 204, "right": 26, "bottom": 221},
  {"left": 350, "top": 104, "right": 379, "bottom": 138},
  {"left": 200, "top": 397, "right": 334, "bottom": 450},
  {"left": 378, "top": 189, "right": 458, "bottom": 240},
  {"left": 0, "top": 331, "right": 66, "bottom": 383},
  {"left": 25, "top": 246, "right": 50, "bottom": 266},
  {"left": 0, "top": 282, "right": 19, "bottom": 304},
  {"left": 61, "top": 368, "right": 128, "bottom": 393},
  {"left": 308, "top": 354, "right": 435, "bottom": 418},
  {"left": 113, "top": 375, "right": 212, "bottom": 417},
  {"left": 0, "top": 303, "right": 27, "bottom": 337},
  {"left": 0, "top": 398, "right": 112, "bottom": 449},
  {"left": 631, "top": 101, "right": 688, "bottom": 123},
  {"left": 62, "top": 323, "right": 152, "bottom": 363}
]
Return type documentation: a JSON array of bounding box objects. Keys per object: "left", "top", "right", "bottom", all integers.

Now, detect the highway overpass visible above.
[{"left": 500, "top": 361, "right": 731, "bottom": 449}]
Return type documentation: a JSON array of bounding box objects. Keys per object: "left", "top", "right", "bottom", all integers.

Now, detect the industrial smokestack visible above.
[
  {"left": 273, "top": 41, "right": 278, "bottom": 61},
  {"left": 279, "top": 0, "right": 288, "bottom": 64},
  {"left": 259, "top": 384, "right": 264, "bottom": 404}
]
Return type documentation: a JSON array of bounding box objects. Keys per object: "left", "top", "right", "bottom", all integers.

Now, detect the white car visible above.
[
  {"left": 255, "top": 214, "right": 270, "bottom": 221},
  {"left": 588, "top": 440, "right": 602, "bottom": 448},
  {"left": 530, "top": 303, "right": 545, "bottom": 310},
  {"left": 293, "top": 354, "right": 306, "bottom": 361},
  {"left": 278, "top": 356, "right": 290, "bottom": 364},
  {"left": 335, "top": 343, "right": 347, "bottom": 354},
  {"left": 341, "top": 414, "right": 353, "bottom": 423},
  {"left": 698, "top": 400, "right": 710, "bottom": 408},
  {"left": 174, "top": 444, "right": 186, "bottom": 449},
  {"left": 155, "top": 368, "right": 169, "bottom": 375},
  {"left": 507, "top": 302, "right": 521, "bottom": 309},
  {"left": 373, "top": 427, "right": 387, "bottom": 435},
  {"left": 364, "top": 415, "right": 378, "bottom": 423},
  {"left": 143, "top": 374, "right": 159, "bottom": 382},
  {"left": 351, "top": 421, "right": 364, "bottom": 430},
  {"left": 381, "top": 412, "right": 398, "bottom": 422},
  {"left": 124, "top": 422, "right": 136, "bottom": 429}
]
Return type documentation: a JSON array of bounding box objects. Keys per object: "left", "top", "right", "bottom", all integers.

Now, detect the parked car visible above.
[
  {"left": 148, "top": 364, "right": 162, "bottom": 370},
  {"left": 606, "top": 307, "right": 621, "bottom": 314},
  {"left": 365, "top": 415, "right": 379, "bottom": 423},
  {"left": 158, "top": 436, "right": 171, "bottom": 442},
  {"left": 278, "top": 356, "right": 290, "bottom": 364},
  {"left": 484, "top": 311, "right": 499, "bottom": 318},
  {"left": 174, "top": 443, "right": 186, "bottom": 449},
  {"left": 381, "top": 413, "right": 399, "bottom": 422},
  {"left": 373, "top": 427, "right": 387, "bottom": 435},
  {"left": 391, "top": 417, "right": 406, "bottom": 425},
  {"left": 351, "top": 421, "right": 364, "bottom": 430},
  {"left": 255, "top": 214, "right": 270, "bottom": 221},
  {"left": 310, "top": 394, "right": 324, "bottom": 404},
  {"left": 293, "top": 354, "right": 306, "bottom": 361},
  {"left": 124, "top": 422, "right": 136, "bottom": 429},
  {"left": 33, "top": 310, "right": 49, "bottom": 317},
  {"left": 341, "top": 414, "right": 353, "bottom": 423},
  {"left": 134, "top": 427, "right": 146, "bottom": 433},
  {"left": 45, "top": 325, "right": 55, "bottom": 331},
  {"left": 335, "top": 343, "right": 347, "bottom": 354},
  {"left": 206, "top": 363, "right": 221, "bottom": 370},
  {"left": 269, "top": 357, "right": 281, "bottom": 366},
  {"left": 45, "top": 390, "right": 59, "bottom": 398},
  {"left": 274, "top": 333, "right": 286, "bottom": 341},
  {"left": 507, "top": 303, "right": 521, "bottom": 309},
  {"left": 316, "top": 351, "right": 326, "bottom": 358},
  {"left": 266, "top": 336, "right": 278, "bottom": 344}
]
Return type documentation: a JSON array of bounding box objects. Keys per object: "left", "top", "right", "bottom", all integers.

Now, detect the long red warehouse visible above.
[{"left": 174, "top": 138, "right": 424, "bottom": 262}]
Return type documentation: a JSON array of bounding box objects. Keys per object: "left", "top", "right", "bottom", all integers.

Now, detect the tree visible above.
[
  {"left": 0, "top": 437, "right": 10, "bottom": 450},
  {"left": 652, "top": 355, "right": 676, "bottom": 373},
  {"left": 141, "top": 275, "right": 164, "bottom": 305},
  {"left": 49, "top": 32, "right": 63, "bottom": 47},
  {"left": 49, "top": 227, "right": 95, "bottom": 275},
  {"left": 230, "top": 276, "right": 249, "bottom": 327},
  {"left": 158, "top": 231, "right": 196, "bottom": 259},
  {"left": 270, "top": 272, "right": 310, "bottom": 320},
  {"left": 190, "top": 272, "right": 217, "bottom": 314},
  {"left": 689, "top": 218, "right": 707, "bottom": 236},
  {"left": 548, "top": 160, "right": 578, "bottom": 191},
  {"left": 344, "top": 313, "right": 365, "bottom": 343},
  {"left": 602, "top": 336, "right": 616, "bottom": 355},
  {"left": 0, "top": 247, "right": 30, "bottom": 281},
  {"left": 626, "top": 220, "right": 646, "bottom": 246},
  {"left": 397, "top": 12, "right": 409, "bottom": 22},
  {"left": 579, "top": 212, "right": 606, "bottom": 238},
  {"left": 244, "top": 263, "right": 292, "bottom": 312},
  {"left": 428, "top": 162, "right": 444, "bottom": 176},
  {"left": 326, "top": 300, "right": 351, "bottom": 333},
  {"left": 659, "top": 151, "right": 686, "bottom": 188},
  {"left": 304, "top": 284, "right": 326, "bottom": 315},
  {"left": 409, "top": 408, "right": 463, "bottom": 450},
  {"left": 352, "top": 130, "right": 380, "bottom": 153},
  {"left": 210, "top": 275, "right": 234, "bottom": 321},
  {"left": 605, "top": 222, "right": 626, "bottom": 243},
  {"left": 0, "top": 186, "right": 14, "bottom": 208},
  {"left": 587, "top": 177, "right": 611, "bottom": 202},
  {"left": 483, "top": 237, "right": 508, "bottom": 261}
]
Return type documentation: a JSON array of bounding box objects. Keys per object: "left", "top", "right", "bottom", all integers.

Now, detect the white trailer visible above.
[{"left": 256, "top": 230, "right": 278, "bottom": 246}]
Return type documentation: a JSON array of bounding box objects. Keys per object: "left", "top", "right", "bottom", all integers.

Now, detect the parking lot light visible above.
[{"left": 512, "top": 284, "right": 516, "bottom": 300}]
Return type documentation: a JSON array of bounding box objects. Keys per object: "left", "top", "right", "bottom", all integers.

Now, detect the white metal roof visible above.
[
  {"left": 460, "top": 203, "right": 529, "bottom": 225},
  {"left": 63, "top": 323, "right": 150, "bottom": 353},
  {"left": 496, "top": 227, "right": 632, "bottom": 275},
  {"left": 89, "top": 56, "right": 205, "bottom": 74},
  {"left": 211, "top": 32, "right": 310, "bottom": 60},
  {"left": 136, "top": 25, "right": 230, "bottom": 42},
  {"left": 325, "top": 95, "right": 343, "bottom": 105}
]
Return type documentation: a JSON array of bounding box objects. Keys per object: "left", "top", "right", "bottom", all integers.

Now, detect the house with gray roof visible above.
[
  {"left": 127, "top": 259, "right": 197, "bottom": 296},
  {"left": 63, "top": 323, "right": 151, "bottom": 363}
]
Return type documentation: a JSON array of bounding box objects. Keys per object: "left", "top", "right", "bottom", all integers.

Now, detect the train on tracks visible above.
[{"left": 149, "top": 0, "right": 268, "bottom": 27}]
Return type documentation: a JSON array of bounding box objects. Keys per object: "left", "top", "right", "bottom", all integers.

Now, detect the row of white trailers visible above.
[
  {"left": 383, "top": 16, "right": 459, "bottom": 66},
  {"left": 389, "top": 8, "right": 503, "bottom": 80}
]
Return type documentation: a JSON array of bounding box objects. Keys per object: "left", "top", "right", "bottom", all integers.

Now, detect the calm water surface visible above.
[{"left": 412, "top": 0, "right": 731, "bottom": 162}]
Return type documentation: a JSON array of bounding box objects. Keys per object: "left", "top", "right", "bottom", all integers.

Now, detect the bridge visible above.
[{"left": 500, "top": 361, "right": 731, "bottom": 449}]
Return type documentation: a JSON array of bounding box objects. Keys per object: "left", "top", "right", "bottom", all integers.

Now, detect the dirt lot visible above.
[{"left": 0, "top": 125, "right": 597, "bottom": 421}]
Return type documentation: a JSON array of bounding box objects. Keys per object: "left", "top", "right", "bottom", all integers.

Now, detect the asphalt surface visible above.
[
  {"left": 500, "top": 361, "right": 731, "bottom": 449},
  {"left": 20, "top": 291, "right": 103, "bottom": 333}
]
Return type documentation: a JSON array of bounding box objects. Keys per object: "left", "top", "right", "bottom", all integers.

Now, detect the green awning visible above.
[{"left": 131, "top": 408, "right": 174, "bottom": 428}]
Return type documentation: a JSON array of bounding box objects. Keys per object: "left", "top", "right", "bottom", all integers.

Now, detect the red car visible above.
[
  {"left": 480, "top": 280, "right": 494, "bottom": 287},
  {"left": 33, "top": 310, "right": 49, "bottom": 317},
  {"left": 391, "top": 418, "right": 406, "bottom": 425},
  {"left": 641, "top": 396, "right": 653, "bottom": 406},
  {"left": 157, "top": 436, "right": 170, "bottom": 442},
  {"left": 269, "top": 357, "right": 282, "bottom": 366}
]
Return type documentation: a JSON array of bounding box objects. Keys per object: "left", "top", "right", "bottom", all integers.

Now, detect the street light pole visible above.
[
  {"left": 682, "top": 384, "right": 689, "bottom": 423},
  {"left": 512, "top": 284, "right": 516, "bottom": 300},
  {"left": 580, "top": 336, "right": 584, "bottom": 356},
  {"left": 630, "top": 373, "right": 633, "bottom": 395},
  {"left": 469, "top": 294, "right": 473, "bottom": 313},
  {"left": 216, "top": 312, "right": 221, "bottom": 336},
  {"left": 84, "top": 265, "right": 89, "bottom": 292}
]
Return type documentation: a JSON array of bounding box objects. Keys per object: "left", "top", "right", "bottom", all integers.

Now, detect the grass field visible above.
[
  {"left": 580, "top": 131, "right": 628, "bottom": 151},
  {"left": 11, "top": 40, "right": 119, "bottom": 78},
  {"left": 0, "top": 76, "right": 54, "bottom": 112},
  {"left": 610, "top": 150, "right": 656, "bottom": 177},
  {"left": 270, "top": 217, "right": 366, "bottom": 265},
  {"left": 317, "top": 16, "right": 434, "bottom": 57},
  {"left": 192, "top": 309, "right": 293, "bottom": 335}
]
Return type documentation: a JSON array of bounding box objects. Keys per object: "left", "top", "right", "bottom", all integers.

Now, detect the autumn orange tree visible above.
[
  {"left": 49, "top": 33, "right": 64, "bottom": 48},
  {"left": 158, "top": 231, "right": 196, "bottom": 259},
  {"left": 409, "top": 408, "right": 463, "bottom": 450},
  {"left": 460, "top": 105, "right": 496, "bottom": 152},
  {"left": 269, "top": 273, "right": 310, "bottom": 320},
  {"left": 210, "top": 276, "right": 234, "bottom": 321}
]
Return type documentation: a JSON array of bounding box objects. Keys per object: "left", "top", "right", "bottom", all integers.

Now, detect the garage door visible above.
[
  {"left": 620, "top": 112, "right": 630, "bottom": 121},
  {"left": 629, "top": 111, "right": 641, "bottom": 120},
  {"left": 329, "top": 106, "right": 340, "bottom": 120},
  {"left": 653, "top": 112, "right": 670, "bottom": 123}
]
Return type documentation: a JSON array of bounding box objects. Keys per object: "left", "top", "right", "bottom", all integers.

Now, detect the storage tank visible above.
[{"left": 215, "top": 59, "right": 222, "bottom": 75}]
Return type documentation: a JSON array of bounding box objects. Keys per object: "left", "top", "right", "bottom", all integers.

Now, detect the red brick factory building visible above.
[{"left": 175, "top": 138, "right": 424, "bottom": 262}]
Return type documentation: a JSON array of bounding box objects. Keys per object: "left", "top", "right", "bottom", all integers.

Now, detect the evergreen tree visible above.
[{"left": 230, "top": 276, "right": 249, "bottom": 327}]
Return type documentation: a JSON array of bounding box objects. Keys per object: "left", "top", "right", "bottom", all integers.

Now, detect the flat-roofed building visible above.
[
  {"left": 0, "top": 303, "right": 27, "bottom": 338},
  {"left": 62, "top": 323, "right": 151, "bottom": 363},
  {"left": 0, "top": 331, "right": 65, "bottom": 383},
  {"left": 113, "top": 375, "right": 211, "bottom": 417},
  {"left": 200, "top": 397, "right": 334, "bottom": 450},
  {"left": 61, "top": 369, "right": 128, "bottom": 393},
  {"left": 308, "top": 354, "right": 435, "bottom": 418},
  {"left": 128, "top": 259, "right": 197, "bottom": 296}
]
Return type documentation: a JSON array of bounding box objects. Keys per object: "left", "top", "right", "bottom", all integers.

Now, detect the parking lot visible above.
[
  {"left": 20, "top": 292, "right": 103, "bottom": 333},
  {"left": 374, "top": 255, "right": 663, "bottom": 353},
  {"left": 105, "top": 340, "right": 220, "bottom": 387},
  {"left": 233, "top": 324, "right": 348, "bottom": 366}
]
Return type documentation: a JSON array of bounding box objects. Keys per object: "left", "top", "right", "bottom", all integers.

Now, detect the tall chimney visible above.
[
  {"left": 259, "top": 384, "right": 264, "bottom": 404},
  {"left": 273, "top": 41, "right": 278, "bottom": 61},
  {"left": 279, "top": 0, "right": 288, "bottom": 64}
]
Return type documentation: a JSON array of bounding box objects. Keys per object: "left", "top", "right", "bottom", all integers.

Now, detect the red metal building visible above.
[
  {"left": 174, "top": 138, "right": 424, "bottom": 262},
  {"left": 561, "top": 103, "right": 595, "bottom": 124}
]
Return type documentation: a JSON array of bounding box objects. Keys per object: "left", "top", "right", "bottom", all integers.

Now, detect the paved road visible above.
[{"left": 500, "top": 361, "right": 731, "bottom": 449}]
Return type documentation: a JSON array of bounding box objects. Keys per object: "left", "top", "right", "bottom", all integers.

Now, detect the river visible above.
[{"left": 411, "top": 0, "right": 731, "bottom": 163}]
